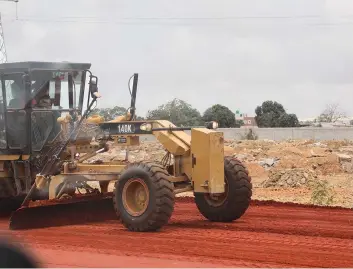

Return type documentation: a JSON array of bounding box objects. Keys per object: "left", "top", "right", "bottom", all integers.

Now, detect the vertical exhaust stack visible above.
[{"left": 128, "top": 73, "right": 138, "bottom": 121}]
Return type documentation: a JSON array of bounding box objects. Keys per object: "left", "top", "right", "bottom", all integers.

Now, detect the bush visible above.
[
  {"left": 310, "top": 180, "right": 335, "bottom": 206},
  {"left": 240, "top": 128, "right": 258, "bottom": 140}
]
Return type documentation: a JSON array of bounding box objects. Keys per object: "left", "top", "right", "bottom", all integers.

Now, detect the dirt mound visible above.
[
  {"left": 245, "top": 163, "right": 268, "bottom": 178},
  {"left": 262, "top": 168, "right": 318, "bottom": 188},
  {"left": 85, "top": 139, "right": 350, "bottom": 179},
  {"left": 324, "top": 140, "right": 353, "bottom": 150},
  {"left": 90, "top": 142, "right": 167, "bottom": 163}
]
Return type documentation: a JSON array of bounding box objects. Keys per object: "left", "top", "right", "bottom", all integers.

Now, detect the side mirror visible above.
[{"left": 89, "top": 75, "right": 100, "bottom": 99}]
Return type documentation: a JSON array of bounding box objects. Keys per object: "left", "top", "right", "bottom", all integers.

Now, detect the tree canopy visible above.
[
  {"left": 202, "top": 104, "right": 240, "bottom": 128},
  {"left": 318, "top": 103, "right": 346, "bottom": 123},
  {"left": 90, "top": 106, "right": 127, "bottom": 121},
  {"left": 146, "top": 98, "right": 203, "bottom": 127},
  {"left": 88, "top": 99, "right": 305, "bottom": 129},
  {"left": 90, "top": 106, "right": 145, "bottom": 121},
  {"left": 255, "top": 101, "right": 299, "bottom": 128}
]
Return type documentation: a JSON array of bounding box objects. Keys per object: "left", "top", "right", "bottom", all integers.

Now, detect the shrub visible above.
[
  {"left": 241, "top": 128, "right": 258, "bottom": 140},
  {"left": 310, "top": 180, "right": 335, "bottom": 206}
]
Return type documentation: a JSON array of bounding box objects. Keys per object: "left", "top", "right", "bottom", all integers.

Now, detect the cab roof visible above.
[{"left": 0, "top": 61, "right": 92, "bottom": 73}]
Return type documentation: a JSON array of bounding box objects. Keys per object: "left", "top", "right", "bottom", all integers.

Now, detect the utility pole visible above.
[
  {"left": 0, "top": 0, "right": 19, "bottom": 63},
  {"left": 0, "top": 13, "right": 7, "bottom": 64}
]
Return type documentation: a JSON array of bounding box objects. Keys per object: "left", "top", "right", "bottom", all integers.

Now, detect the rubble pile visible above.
[
  {"left": 87, "top": 139, "right": 353, "bottom": 178},
  {"left": 90, "top": 142, "right": 167, "bottom": 163},
  {"left": 262, "top": 168, "right": 318, "bottom": 188},
  {"left": 258, "top": 157, "right": 280, "bottom": 170},
  {"left": 225, "top": 139, "right": 352, "bottom": 176}
]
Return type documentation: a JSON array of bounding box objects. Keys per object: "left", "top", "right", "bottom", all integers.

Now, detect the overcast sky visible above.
[{"left": 1, "top": 0, "right": 353, "bottom": 119}]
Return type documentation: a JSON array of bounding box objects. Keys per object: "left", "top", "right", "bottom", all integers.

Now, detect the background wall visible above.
[{"left": 140, "top": 127, "right": 353, "bottom": 141}]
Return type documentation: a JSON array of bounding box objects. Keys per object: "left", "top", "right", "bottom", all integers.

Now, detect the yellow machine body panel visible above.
[
  {"left": 191, "top": 128, "right": 225, "bottom": 194},
  {"left": 152, "top": 120, "right": 191, "bottom": 156},
  {"left": 0, "top": 155, "right": 30, "bottom": 161}
]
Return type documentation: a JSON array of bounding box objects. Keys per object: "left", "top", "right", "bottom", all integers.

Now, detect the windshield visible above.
[
  {"left": 30, "top": 70, "right": 83, "bottom": 111},
  {"left": 3, "top": 73, "right": 27, "bottom": 109}
]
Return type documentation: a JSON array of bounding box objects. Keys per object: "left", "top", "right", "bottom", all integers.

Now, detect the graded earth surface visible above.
[{"left": 0, "top": 198, "right": 352, "bottom": 268}]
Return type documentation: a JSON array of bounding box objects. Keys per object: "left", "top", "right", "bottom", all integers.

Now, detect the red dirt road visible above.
[{"left": 0, "top": 198, "right": 352, "bottom": 268}]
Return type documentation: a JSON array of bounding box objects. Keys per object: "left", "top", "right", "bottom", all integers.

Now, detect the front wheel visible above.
[
  {"left": 113, "top": 162, "right": 175, "bottom": 232},
  {"left": 194, "top": 156, "right": 252, "bottom": 222}
]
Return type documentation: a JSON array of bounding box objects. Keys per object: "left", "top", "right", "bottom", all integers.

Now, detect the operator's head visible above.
[
  {"left": 38, "top": 81, "right": 50, "bottom": 98},
  {"left": 11, "top": 82, "right": 24, "bottom": 99}
]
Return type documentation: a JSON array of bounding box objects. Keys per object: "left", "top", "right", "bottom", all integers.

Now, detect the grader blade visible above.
[{"left": 9, "top": 194, "right": 117, "bottom": 230}]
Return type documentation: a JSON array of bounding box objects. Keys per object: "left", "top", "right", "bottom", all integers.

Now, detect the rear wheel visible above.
[
  {"left": 194, "top": 156, "right": 252, "bottom": 222},
  {"left": 113, "top": 162, "right": 175, "bottom": 232}
]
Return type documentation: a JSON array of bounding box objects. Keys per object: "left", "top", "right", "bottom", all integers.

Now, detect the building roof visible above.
[{"left": 0, "top": 61, "right": 92, "bottom": 73}]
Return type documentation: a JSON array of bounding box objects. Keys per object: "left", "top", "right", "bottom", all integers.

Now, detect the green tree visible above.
[
  {"left": 90, "top": 106, "right": 127, "bottom": 121},
  {"left": 202, "top": 104, "right": 236, "bottom": 128},
  {"left": 136, "top": 116, "right": 145, "bottom": 121},
  {"left": 146, "top": 98, "right": 202, "bottom": 126},
  {"left": 90, "top": 106, "right": 146, "bottom": 121},
  {"left": 278, "top": 113, "right": 299, "bottom": 127},
  {"left": 235, "top": 120, "right": 244, "bottom": 128},
  {"left": 255, "top": 101, "right": 299, "bottom": 128}
]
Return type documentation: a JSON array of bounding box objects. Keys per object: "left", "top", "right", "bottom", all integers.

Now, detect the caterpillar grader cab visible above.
[{"left": 0, "top": 61, "right": 252, "bottom": 232}]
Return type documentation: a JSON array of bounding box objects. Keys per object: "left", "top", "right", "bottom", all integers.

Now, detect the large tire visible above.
[
  {"left": 194, "top": 156, "right": 252, "bottom": 222},
  {"left": 113, "top": 162, "right": 175, "bottom": 232}
]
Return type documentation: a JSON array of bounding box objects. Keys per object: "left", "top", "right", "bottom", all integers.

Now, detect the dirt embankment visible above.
[{"left": 224, "top": 139, "right": 351, "bottom": 177}]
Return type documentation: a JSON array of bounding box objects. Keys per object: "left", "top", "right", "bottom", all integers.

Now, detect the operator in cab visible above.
[
  {"left": 6, "top": 82, "right": 27, "bottom": 148},
  {"left": 33, "top": 82, "right": 52, "bottom": 109},
  {"left": 31, "top": 81, "right": 61, "bottom": 148},
  {"left": 8, "top": 82, "right": 26, "bottom": 109}
]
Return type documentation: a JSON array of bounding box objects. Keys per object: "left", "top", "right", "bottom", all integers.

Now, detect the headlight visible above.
[
  {"left": 140, "top": 123, "right": 152, "bottom": 131},
  {"left": 92, "top": 92, "right": 101, "bottom": 98},
  {"left": 206, "top": 121, "right": 219, "bottom": 129}
]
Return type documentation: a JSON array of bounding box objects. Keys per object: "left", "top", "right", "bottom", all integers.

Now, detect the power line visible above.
[
  {"left": 5, "top": 14, "right": 353, "bottom": 21},
  {"left": 2, "top": 0, "right": 353, "bottom": 24},
  {"left": 0, "top": 15, "right": 327, "bottom": 20},
  {"left": 3, "top": 17, "right": 353, "bottom": 28},
  {"left": 2, "top": 11, "right": 353, "bottom": 27},
  {"left": 8, "top": 11, "right": 353, "bottom": 19}
]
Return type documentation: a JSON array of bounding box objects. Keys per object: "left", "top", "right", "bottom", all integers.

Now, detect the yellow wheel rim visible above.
[{"left": 122, "top": 178, "right": 149, "bottom": 217}]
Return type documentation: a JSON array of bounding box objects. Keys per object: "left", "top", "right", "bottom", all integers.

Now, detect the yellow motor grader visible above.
[{"left": 0, "top": 61, "right": 252, "bottom": 231}]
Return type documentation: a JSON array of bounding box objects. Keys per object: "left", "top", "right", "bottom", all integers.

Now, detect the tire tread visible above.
[
  {"left": 194, "top": 156, "right": 252, "bottom": 222},
  {"left": 113, "top": 162, "right": 175, "bottom": 232}
]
